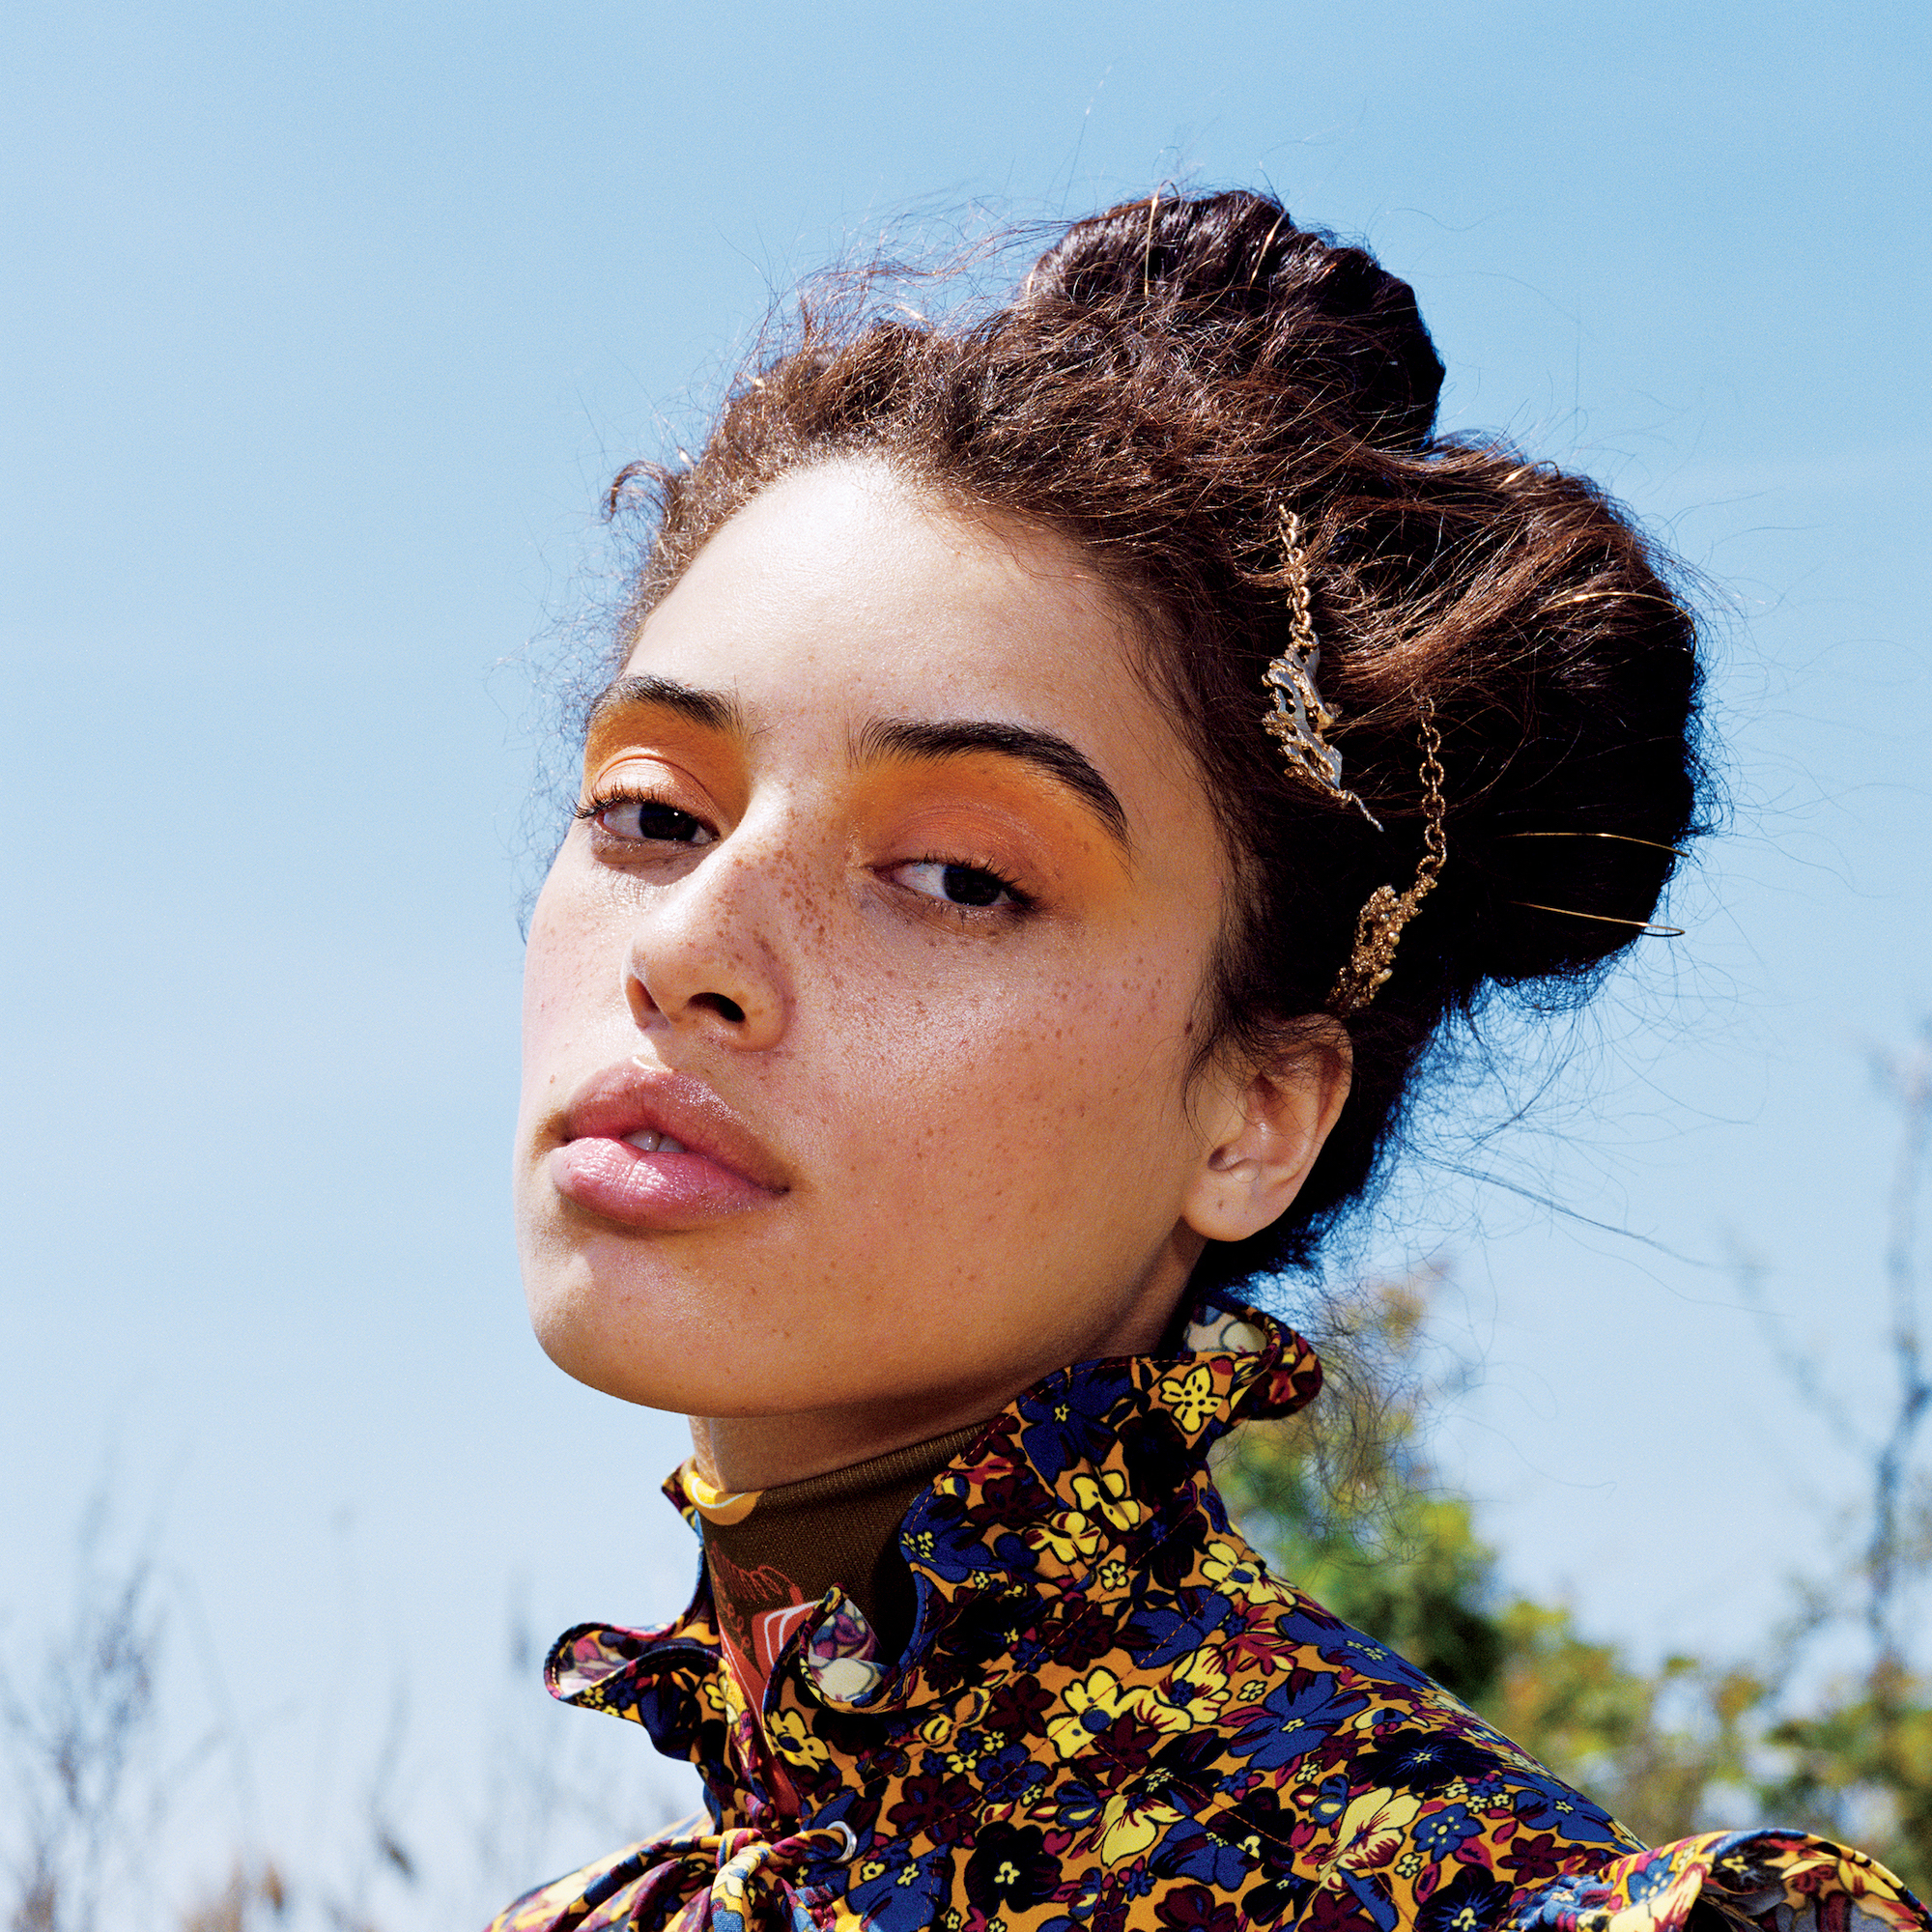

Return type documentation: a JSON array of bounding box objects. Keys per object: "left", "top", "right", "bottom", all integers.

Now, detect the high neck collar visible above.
[{"left": 546, "top": 1289, "right": 1322, "bottom": 1759}]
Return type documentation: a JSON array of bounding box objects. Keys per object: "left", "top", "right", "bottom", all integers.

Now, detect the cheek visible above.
[
  {"left": 518, "top": 873, "right": 608, "bottom": 1105},
  {"left": 816, "top": 937, "right": 1202, "bottom": 1200}
]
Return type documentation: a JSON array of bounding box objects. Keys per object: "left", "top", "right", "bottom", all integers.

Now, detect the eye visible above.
[
  {"left": 577, "top": 792, "right": 717, "bottom": 847},
  {"left": 890, "top": 860, "right": 1028, "bottom": 911}
]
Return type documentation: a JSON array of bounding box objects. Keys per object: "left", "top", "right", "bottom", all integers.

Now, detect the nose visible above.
[{"left": 622, "top": 837, "right": 790, "bottom": 1053}]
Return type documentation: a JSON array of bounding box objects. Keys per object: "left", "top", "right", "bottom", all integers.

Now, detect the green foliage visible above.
[
  {"left": 1758, "top": 1668, "right": 1932, "bottom": 1893},
  {"left": 1219, "top": 1275, "right": 1932, "bottom": 1890},
  {"left": 1484, "top": 1602, "right": 1760, "bottom": 1847},
  {"left": 1216, "top": 1316, "right": 1502, "bottom": 1708}
]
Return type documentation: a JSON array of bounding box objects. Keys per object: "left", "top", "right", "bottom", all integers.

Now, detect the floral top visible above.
[{"left": 488, "top": 1295, "right": 1929, "bottom": 1932}]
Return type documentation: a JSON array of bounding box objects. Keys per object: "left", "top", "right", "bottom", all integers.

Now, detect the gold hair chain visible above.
[
  {"left": 1262, "top": 511, "right": 1382, "bottom": 831},
  {"left": 1260, "top": 506, "right": 1447, "bottom": 1015},
  {"left": 1326, "top": 701, "right": 1447, "bottom": 1017},
  {"left": 1261, "top": 522, "right": 1687, "bottom": 1014}
]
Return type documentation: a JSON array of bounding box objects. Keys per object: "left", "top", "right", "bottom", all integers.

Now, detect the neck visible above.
[
  {"left": 689, "top": 1257, "right": 1199, "bottom": 1491},
  {"left": 688, "top": 1384, "right": 1011, "bottom": 1492}
]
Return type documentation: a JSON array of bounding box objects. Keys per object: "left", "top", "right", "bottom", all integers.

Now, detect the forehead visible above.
[{"left": 626, "top": 460, "right": 1152, "bottom": 739}]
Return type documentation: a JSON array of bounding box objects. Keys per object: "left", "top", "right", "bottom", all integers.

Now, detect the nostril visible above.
[{"left": 694, "top": 992, "right": 747, "bottom": 1025}]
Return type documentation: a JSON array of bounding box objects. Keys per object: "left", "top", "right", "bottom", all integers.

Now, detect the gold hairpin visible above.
[
  {"left": 1327, "top": 701, "right": 1448, "bottom": 1017},
  {"left": 1261, "top": 510, "right": 1382, "bottom": 830},
  {"left": 1497, "top": 830, "right": 1687, "bottom": 859},
  {"left": 1497, "top": 831, "right": 1687, "bottom": 938},
  {"left": 1509, "top": 903, "right": 1685, "bottom": 939},
  {"left": 1142, "top": 189, "right": 1161, "bottom": 299},
  {"left": 1542, "top": 590, "right": 1684, "bottom": 614}
]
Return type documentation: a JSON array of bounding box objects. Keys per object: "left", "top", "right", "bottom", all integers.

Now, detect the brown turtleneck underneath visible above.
[{"left": 691, "top": 1420, "right": 990, "bottom": 1718}]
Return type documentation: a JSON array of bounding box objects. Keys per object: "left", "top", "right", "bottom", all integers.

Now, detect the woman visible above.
[{"left": 493, "top": 193, "right": 1927, "bottom": 1932}]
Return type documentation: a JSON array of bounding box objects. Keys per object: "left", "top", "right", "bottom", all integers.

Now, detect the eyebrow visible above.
[
  {"left": 586, "top": 673, "right": 747, "bottom": 737},
  {"left": 585, "top": 673, "right": 1130, "bottom": 853},
  {"left": 855, "top": 717, "right": 1130, "bottom": 852}
]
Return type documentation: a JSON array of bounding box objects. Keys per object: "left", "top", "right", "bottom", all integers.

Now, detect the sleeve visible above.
[{"left": 1502, "top": 1830, "right": 1929, "bottom": 1932}]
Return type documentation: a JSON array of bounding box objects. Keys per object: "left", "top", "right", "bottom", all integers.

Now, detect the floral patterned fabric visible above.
[{"left": 488, "top": 1296, "right": 1929, "bottom": 1932}]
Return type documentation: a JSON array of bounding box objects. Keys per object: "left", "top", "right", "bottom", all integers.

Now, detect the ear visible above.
[{"left": 1179, "top": 1022, "right": 1352, "bottom": 1245}]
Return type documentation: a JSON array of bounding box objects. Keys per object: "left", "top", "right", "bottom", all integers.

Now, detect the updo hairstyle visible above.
[{"left": 603, "top": 190, "right": 1709, "bottom": 1287}]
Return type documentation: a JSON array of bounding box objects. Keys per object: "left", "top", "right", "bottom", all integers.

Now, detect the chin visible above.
[{"left": 526, "top": 1300, "right": 697, "bottom": 1411}]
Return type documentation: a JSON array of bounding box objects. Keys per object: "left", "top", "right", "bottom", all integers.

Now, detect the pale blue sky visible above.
[{"left": 4, "top": 1, "right": 1929, "bottom": 1921}]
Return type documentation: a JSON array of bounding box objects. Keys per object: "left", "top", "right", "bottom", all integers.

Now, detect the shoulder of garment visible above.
[{"left": 488, "top": 1295, "right": 1931, "bottom": 1932}]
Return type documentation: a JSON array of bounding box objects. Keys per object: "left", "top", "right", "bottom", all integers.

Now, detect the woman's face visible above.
[{"left": 515, "top": 461, "right": 1333, "bottom": 1479}]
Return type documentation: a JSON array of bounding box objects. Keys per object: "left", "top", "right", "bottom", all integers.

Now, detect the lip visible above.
[{"left": 547, "top": 1064, "right": 791, "bottom": 1231}]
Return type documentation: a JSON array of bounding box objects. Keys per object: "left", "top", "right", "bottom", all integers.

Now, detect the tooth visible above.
[
  {"left": 657, "top": 1135, "right": 689, "bottom": 1155},
  {"left": 625, "top": 1130, "right": 662, "bottom": 1152}
]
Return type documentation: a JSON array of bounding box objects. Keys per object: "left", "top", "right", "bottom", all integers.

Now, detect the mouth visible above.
[{"left": 546, "top": 1065, "right": 790, "bottom": 1231}]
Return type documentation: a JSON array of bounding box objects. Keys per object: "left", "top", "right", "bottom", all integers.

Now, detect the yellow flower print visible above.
[
  {"left": 1068, "top": 1467, "right": 1145, "bottom": 1533},
  {"left": 1099, "top": 1793, "right": 1181, "bottom": 1864},
  {"left": 764, "top": 1708, "right": 830, "bottom": 1770},
  {"left": 1097, "top": 1559, "right": 1129, "bottom": 1592},
  {"left": 1026, "top": 1509, "right": 1102, "bottom": 1567},
  {"left": 922, "top": 1686, "right": 992, "bottom": 1749},
  {"left": 1046, "top": 1665, "right": 1152, "bottom": 1758},
  {"left": 1335, "top": 1789, "right": 1424, "bottom": 1877},
  {"left": 1199, "top": 1539, "right": 1265, "bottom": 1592},
  {"left": 1154, "top": 1362, "right": 1221, "bottom": 1434},
  {"left": 1151, "top": 1643, "right": 1230, "bottom": 1727}
]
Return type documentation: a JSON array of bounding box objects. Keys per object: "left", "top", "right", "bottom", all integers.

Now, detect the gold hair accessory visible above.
[
  {"left": 1497, "top": 831, "right": 1686, "bottom": 938},
  {"left": 1262, "top": 510, "right": 1383, "bottom": 831},
  {"left": 1327, "top": 701, "right": 1448, "bottom": 1017}
]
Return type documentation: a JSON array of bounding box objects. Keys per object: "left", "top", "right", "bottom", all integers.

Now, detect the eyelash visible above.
[
  {"left": 903, "top": 853, "right": 1035, "bottom": 916},
  {"left": 576, "top": 787, "right": 1036, "bottom": 915},
  {"left": 575, "top": 785, "right": 712, "bottom": 839}
]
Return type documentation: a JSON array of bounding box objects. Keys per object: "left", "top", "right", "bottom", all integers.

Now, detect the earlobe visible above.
[{"left": 1180, "top": 1028, "right": 1352, "bottom": 1245}]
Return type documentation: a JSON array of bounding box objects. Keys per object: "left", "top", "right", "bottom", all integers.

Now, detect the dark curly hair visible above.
[{"left": 597, "top": 189, "right": 1709, "bottom": 1290}]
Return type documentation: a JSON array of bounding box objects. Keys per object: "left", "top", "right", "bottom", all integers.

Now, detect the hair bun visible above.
[{"left": 1025, "top": 190, "right": 1446, "bottom": 449}]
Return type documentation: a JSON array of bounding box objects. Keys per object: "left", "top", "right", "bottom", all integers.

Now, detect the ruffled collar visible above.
[{"left": 546, "top": 1290, "right": 1321, "bottom": 1747}]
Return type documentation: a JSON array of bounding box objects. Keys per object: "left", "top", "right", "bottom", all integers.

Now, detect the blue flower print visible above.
[
  {"left": 1052, "top": 1777, "right": 1106, "bottom": 1833},
  {"left": 1017, "top": 1366, "right": 1133, "bottom": 1480},
  {"left": 1151, "top": 1819, "right": 1255, "bottom": 1893},
  {"left": 907, "top": 1492, "right": 1036, "bottom": 1585},
  {"left": 1501, "top": 1872, "right": 1608, "bottom": 1932},
  {"left": 1505, "top": 1773, "right": 1628, "bottom": 1847},
  {"left": 1228, "top": 1672, "right": 1367, "bottom": 1770},
  {"left": 845, "top": 1841, "right": 954, "bottom": 1932},
  {"left": 1619, "top": 1852, "right": 1686, "bottom": 1905},
  {"left": 979, "top": 1742, "right": 1050, "bottom": 1806},
  {"left": 1125, "top": 1588, "right": 1234, "bottom": 1670},
  {"left": 1306, "top": 1773, "right": 1351, "bottom": 1830},
  {"left": 1411, "top": 1802, "right": 1483, "bottom": 1861},
  {"left": 1415, "top": 1866, "right": 1514, "bottom": 1932}
]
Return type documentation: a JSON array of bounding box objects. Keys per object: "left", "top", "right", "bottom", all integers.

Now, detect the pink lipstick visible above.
[{"left": 548, "top": 1065, "right": 789, "bottom": 1231}]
